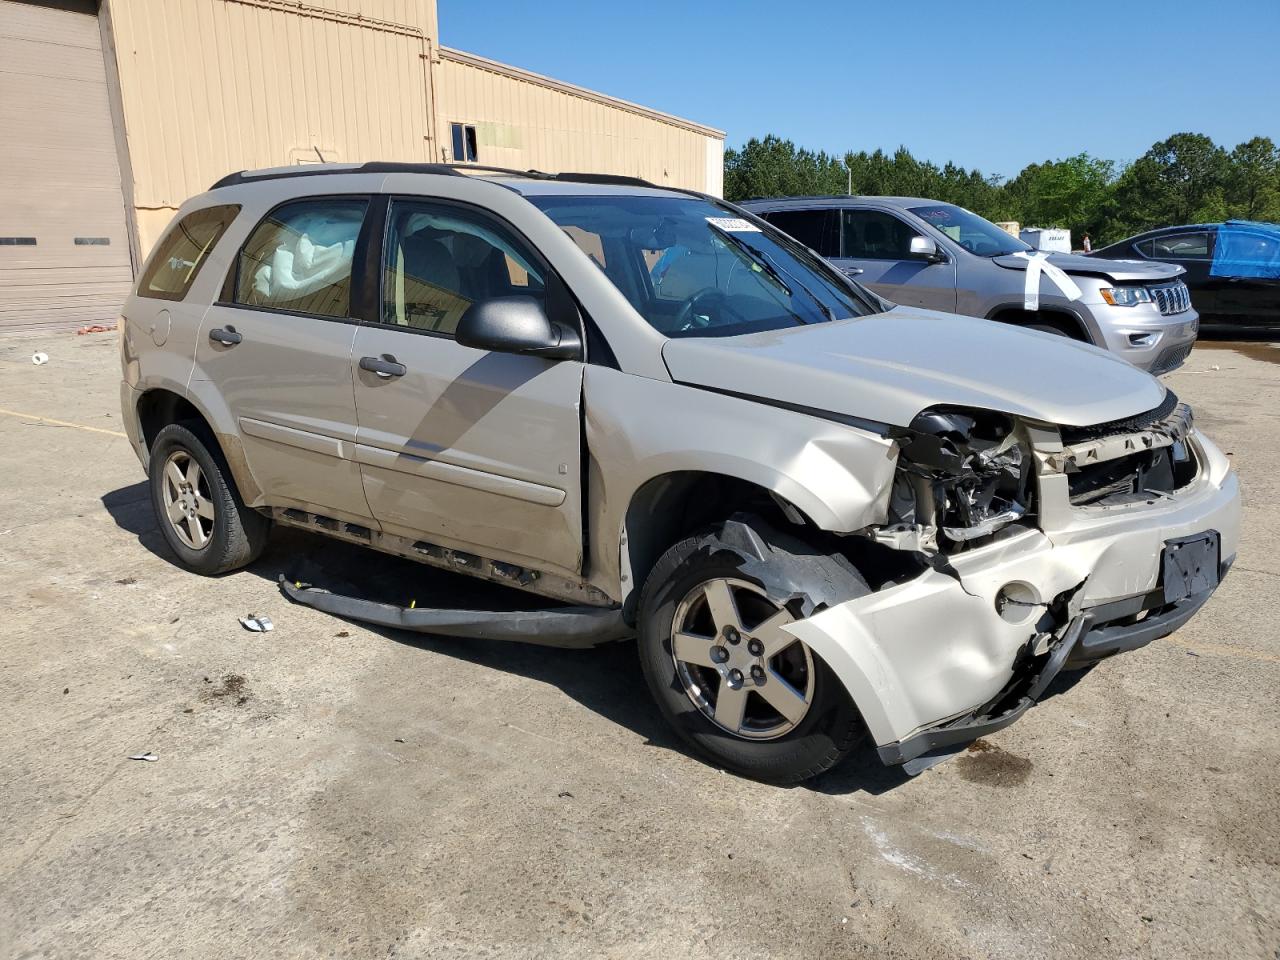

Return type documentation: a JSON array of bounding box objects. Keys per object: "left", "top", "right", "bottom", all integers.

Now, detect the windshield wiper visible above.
[{"left": 706, "top": 221, "right": 838, "bottom": 323}]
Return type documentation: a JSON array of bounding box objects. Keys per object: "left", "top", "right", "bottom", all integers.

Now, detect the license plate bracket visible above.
[{"left": 1161, "top": 531, "right": 1220, "bottom": 604}]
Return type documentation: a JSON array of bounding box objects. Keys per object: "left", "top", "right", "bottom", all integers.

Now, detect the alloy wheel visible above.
[
  {"left": 161, "top": 449, "right": 215, "bottom": 550},
  {"left": 670, "top": 577, "right": 815, "bottom": 740}
]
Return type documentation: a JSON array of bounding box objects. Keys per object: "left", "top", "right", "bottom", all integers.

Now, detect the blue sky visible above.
[{"left": 440, "top": 0, "right": 1280, "bottom": 179}]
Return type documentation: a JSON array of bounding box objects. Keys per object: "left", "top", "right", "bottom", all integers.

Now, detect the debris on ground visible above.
[
  {"left": 239, "top": 614, "right": 273, "bottom": 632},
  {"left": 76, "top": 323, "right": 116, "bottom": 335},
  {"left": 31, "top": 352, "right": 49, "bottom": 365},
  {"left": 204, "top": 674, "right": 251, "bottom": 707},
  {"left": 128, "top": 753, "right": 158, "bottom": 762},
  {"left": 115, "top": 577, "right": 136, "bottom": 585},
  {"left": 558, "top": 790, "right": 574, "bottom": 799}
]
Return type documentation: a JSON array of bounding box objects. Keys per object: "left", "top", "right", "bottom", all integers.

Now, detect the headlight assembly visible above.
[{"left": 1100, "top": 285, "right": 1153, "bottom": 307}]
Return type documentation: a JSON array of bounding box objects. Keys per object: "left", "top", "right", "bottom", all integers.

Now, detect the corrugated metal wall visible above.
[
  {"left": 0, "top": 0, "right": 133, "bottom": 332},
  {"left": 106, "top": 0, "right": 438, "bottom": 253},
  {"left": 435, "top": 48, "right": 724, "bottom": 194}
]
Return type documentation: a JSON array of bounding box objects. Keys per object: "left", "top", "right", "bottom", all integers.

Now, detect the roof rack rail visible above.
[{"left": 209, "top": 161, "right": 661, "bottom": 192}]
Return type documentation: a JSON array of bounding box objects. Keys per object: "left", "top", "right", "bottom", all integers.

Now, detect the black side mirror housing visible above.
[{"left": 455, "top": 295, "right": 582, "bottom": 360}]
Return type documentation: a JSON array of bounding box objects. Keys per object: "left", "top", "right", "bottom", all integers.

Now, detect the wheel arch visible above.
[
  {"left": 134, "top": 386, "right": 262, "bottom": 504},
  {"left": 618, "top": 470, "right": 824, "bottom": 624},
  {"left": 986, "top": 304, "right": 1095, "bottom": 342}
]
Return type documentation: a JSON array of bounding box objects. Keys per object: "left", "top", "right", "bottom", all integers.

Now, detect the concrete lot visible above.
[{"left": 0, "top": 332, "right": 1277, "bottom": 960}]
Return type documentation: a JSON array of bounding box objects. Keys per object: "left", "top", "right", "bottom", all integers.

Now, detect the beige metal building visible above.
[{"left": 0, "top": 0, "right": 724, "bottom": 334}]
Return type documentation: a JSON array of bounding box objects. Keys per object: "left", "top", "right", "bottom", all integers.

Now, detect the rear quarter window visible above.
[{"left": 137, "top": 204, "right": 240, "bottom": 301}]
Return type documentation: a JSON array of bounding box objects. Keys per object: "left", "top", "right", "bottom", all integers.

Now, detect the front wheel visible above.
[{"left": 637, "top": 517, "right": 868, "bottom": 783}]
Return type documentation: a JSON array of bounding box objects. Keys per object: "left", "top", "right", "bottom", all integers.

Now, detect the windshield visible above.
[
  {"left": 908, "top": 203, "right": 1031, "bottom": 257},
  {"left": 529, "top": 194, "right": 878, "bottom": 338}
]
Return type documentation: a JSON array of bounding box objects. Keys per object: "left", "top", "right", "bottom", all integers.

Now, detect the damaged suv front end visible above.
[{"left": 785, "top": 389, "right": 1239, "bottom": 772}]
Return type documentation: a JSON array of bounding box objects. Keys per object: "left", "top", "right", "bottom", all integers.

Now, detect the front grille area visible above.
[
  {"left": 1059, "top": 399, "right": 1200, "bottom": 507},
  {"left": 1067, "top": 443, "right": 1198, "bottom": 506},
  {"left": 1150, "top": 281, "right": 1192, "bottom": 316}
]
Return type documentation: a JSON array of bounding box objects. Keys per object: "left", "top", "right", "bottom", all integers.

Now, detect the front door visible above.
[
  {"left": 832, "top": 208, "right": 958, "bottom": 312},
  {"left": 1143, "top": 230, "right": 1218, "bottom": 321},
  {"left": 193, "top": 195, "right": 374, "bottom": 522},
  {"left": 350, "top": 197, "right": 585, "bottom": 576}
]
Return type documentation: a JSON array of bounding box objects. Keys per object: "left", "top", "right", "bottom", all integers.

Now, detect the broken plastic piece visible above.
[
  {"left": 31, "top": 352, "right": 48, "bottom": 365},
  {"left": 278, "top": 575, "right": 630, "bottom": 648},
  {"left": 239, "top": 614, "right": 274, "bottom": 632}
]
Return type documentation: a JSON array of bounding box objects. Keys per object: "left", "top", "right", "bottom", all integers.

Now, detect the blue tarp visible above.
[{"left": 1211, "top": 220, "right": 1280, "bottom": 280}]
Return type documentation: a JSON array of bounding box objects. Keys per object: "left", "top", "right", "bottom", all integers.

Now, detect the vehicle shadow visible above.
[{"left": 103, "top": 479, "right": 914, "bottom": 796}]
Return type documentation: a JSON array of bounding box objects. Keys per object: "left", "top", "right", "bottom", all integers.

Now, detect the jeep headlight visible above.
[
  {"left": 887, "top": 408, "right": 1034, "bottom": 550},
  {"left": 1100, "top": 285, "right": 1152, "bottom": 307}
]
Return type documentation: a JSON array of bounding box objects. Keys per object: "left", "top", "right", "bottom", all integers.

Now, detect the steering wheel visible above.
[{"left": 672, "top": 288, "right": 730, "bottom": 332}]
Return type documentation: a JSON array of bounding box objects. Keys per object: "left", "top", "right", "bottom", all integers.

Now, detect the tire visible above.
[
  {"left": 1025, "top": 320, "right": 1079, "bottom": 339},
  {"left": 148, "top": 421, "right": 270, "bottom": 575},
  {"left": 636, "top": 516, "right": 868, "bottom": 784}
]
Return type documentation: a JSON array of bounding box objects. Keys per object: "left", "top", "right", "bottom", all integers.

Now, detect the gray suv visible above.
[
  {"left": 119, "top": 163, "right": 1238, "bottom": 784},
  {"left": 741, "top": 197, "right": 1199, "bottom": 374}
]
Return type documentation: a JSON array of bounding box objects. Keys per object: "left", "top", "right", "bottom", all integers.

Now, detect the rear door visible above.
[
  {"left": 1209, "top": 227, "right": 1280, "bottom": 328},
  {"left": 832, "top": 208, "right": 957, "bottom": 311},
  {"left": 759, "top": 207, "right": 840, "bottom": 263},
  {"left": 193, "top": 195, "right": 374, "bottom": 523},
  {"left": 349, "top": 196, "right": 586, "bottom": 576}
]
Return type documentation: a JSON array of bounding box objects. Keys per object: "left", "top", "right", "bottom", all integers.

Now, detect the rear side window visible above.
[
  {"left": 1148, "top": 232, "right": 1212, "bottom": 260},
  {"left": 137, "top": 204, "right": 239, "bottom": 300},
  {"left": 234, "top": 198, "right": 368, "bottom": 318},
  {"left": 764, "top": 209, "right": 839, "bottom": 258}
]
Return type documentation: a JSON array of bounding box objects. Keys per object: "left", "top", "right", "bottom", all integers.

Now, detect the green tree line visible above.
[{"left": 724, "top": 133, "right": 1280, "bottom": 245}]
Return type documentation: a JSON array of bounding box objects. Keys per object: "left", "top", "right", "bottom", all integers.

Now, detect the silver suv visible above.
[
  {"left": 119, "top": 163, "right": 1239, "bottom": 783},
  {"left": 741, "top": 196, "right": 1199, "bottom": 374}
]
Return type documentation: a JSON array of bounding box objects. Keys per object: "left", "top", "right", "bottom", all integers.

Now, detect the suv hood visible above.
[
  {"left": 993, "top": 251, "right": 1184, "bottom": 284},
  {"left": 661, "top": 307, "right": 1166, "bottom": 429}
]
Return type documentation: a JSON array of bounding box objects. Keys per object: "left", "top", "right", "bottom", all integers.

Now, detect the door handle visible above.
[
  {"left": 208, "top": 326, "right": 241, "bottom": 345},
  {"left": 360, "top": 355, "right": 407, "bottom": 379},
  {"left": 841, "top": 266, "right": 864, "bottom": 276}
]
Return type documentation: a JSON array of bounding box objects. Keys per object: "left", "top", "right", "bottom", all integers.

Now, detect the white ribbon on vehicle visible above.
[{"left": 1013, "top": 251, "right": 1082, "bottom": 311}]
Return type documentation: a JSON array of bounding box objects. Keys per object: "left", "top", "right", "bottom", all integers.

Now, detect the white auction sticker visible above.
[{"left": 706, "top": 217, "right": 760, "bottom": 232}]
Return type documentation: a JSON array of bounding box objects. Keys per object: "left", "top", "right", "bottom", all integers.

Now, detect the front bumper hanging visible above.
[{"left": 879, "top": 549, "right": 1231, "bottom": 774}]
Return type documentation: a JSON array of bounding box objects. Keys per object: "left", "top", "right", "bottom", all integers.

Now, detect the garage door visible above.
[{"left": 0, "top": 0, "right": 133, "bottom": 334}]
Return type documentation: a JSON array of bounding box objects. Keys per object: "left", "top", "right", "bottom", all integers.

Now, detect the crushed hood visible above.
[
  {"left": 994, "top": 251, "right": 1184, "bottom": 283},
  {"left": 662, "top": 307, "right": 1167, "bottom": 429}
]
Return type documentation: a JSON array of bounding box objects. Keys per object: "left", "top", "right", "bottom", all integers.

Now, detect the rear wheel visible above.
[
  {"left": 149, "top": 422, "right": 270, "bottom": 575},
  {"left": 637, "top": 517, "right": 868, "bottom": 783}
]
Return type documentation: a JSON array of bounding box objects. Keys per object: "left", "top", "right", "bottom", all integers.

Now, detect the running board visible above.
[{"left": 278, "top": 576, "right": 632, "bottom": 648}]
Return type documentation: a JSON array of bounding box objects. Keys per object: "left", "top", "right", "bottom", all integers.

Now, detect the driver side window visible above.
[{"left": 380, "top": 200, "right": 545, "bottom": 336}]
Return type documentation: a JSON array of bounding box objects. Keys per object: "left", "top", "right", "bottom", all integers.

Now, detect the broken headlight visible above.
[{"left": 883, "top": 408, "right": 1034, "bottom": 552}]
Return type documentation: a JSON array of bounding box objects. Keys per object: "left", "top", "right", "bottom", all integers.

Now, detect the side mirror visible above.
[
  {"left": 909, "top": 235, "right": 943, "bottom": 261},
  {"left": 456, "top": 295, "right": 582, "bottom": 360}
]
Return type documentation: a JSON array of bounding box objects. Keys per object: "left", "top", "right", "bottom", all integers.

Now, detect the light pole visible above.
[{"left": 845, "top": 156, "right": 852, "bottom": 196}]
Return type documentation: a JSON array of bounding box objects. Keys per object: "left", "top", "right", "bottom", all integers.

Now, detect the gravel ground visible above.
[{"left": 0, "top": 332, "right": 1277, "bottom": 960}]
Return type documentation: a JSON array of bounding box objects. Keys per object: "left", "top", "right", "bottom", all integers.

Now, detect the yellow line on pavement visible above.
[{"left": 0, "top": 407, "right": 127, "bottom": 438}]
